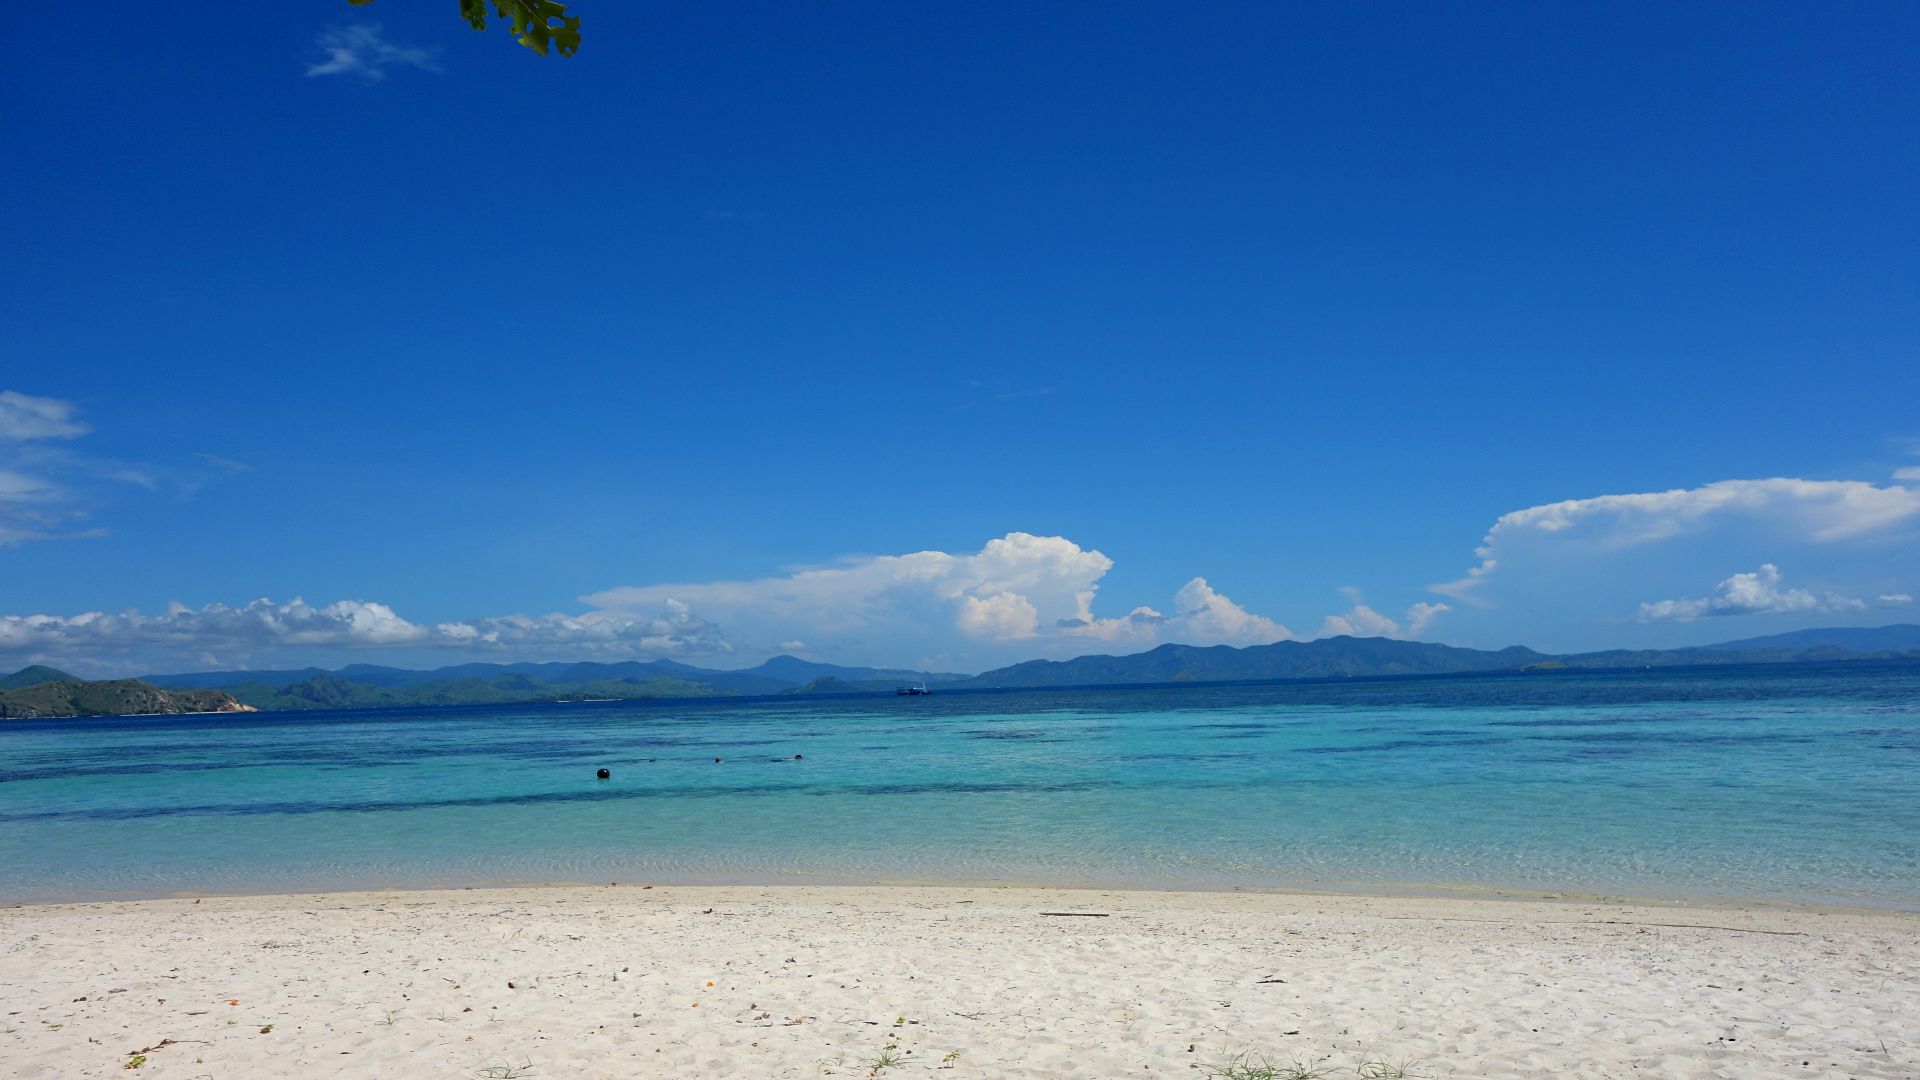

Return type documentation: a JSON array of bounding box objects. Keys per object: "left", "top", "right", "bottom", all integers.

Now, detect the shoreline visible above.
[
  {"left": 4, "top": 883, "right": 1915, "bottom": 1078},
  {"left": 8, "top": 873, "right": 1917, "bottom": 918}
]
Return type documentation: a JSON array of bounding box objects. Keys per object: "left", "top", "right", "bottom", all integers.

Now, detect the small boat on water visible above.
[{"left": 895, "top": 683, "right": 931, "bottom": 696}]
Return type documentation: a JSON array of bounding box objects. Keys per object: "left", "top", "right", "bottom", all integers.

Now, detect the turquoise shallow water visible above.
[{"left": 2, "top": 662, "right": 1916, "bottom": 908}]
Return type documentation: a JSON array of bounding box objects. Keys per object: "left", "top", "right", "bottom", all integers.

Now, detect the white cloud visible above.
[
  {"left": 1055, "top": 604, "right": 1172, "bottom": 641},
  {"left": 0, "top": 392, "right": 89, "bottom": 442},
  {"left": 0, "top": 599, "right": 425, "bottom": 660},
  {"left": 1319, "top": 603, "right": 1398, "bottom": 638},
  {"left": 586, "top": 532, "right": 1292, "bottom": 652},
  {"left": 0, "top": 533, "right": 1291, "bottom": 670},
  {"left": 1895, "top": 467, "right": 1920, "bottom": 481},
  {"left": 1404, "top": 601, "right": 1450, "bottom": 635},
  {"left": 1317, "top": 595, "right": 1453, "bottom": 639},
  {"left": 588, "top": 531, "right": 1111, "bottom": 636},
  {"left": 1635, "top": 564, "right": 1905, "bottom": 622},
  {"left": 957, "top": 591, "right": 1041, "bottom": 640},
  {"left": 307, "top": 24, "right": 438, "bottom": 82},
  {"left": 0, "top": 597, "right": 730, "bottom": 670},
  {"left": 1170, "top": 577, "right": 1292, "bottom": 645},
  {"left": 1880, "top": 594, "right": 1914, "bottom": 607},
  {"left": 1435, "top": 478, "right": 1920, "bottom": 601},
  {"left": 430, "top": 600, "right": 730, "bottom": 657}
]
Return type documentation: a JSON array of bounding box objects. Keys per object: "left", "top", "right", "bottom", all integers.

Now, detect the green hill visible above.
[
  {"left": 0, "top": 665, "right": 78, "bottom": 691},
  {"left": 0, "top": 678, "right": 254, "bottom": 719}
]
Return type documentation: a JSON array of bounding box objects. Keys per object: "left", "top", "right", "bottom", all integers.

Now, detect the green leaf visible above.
[
  {"left": 495, "top": 0, "right": 582, "bottom": 58},
  {"left": 348, "top": 0, "right": 580, "bottom": 56}
]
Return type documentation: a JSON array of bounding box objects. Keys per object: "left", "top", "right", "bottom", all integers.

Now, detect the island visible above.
[{"left": 0, "top": 667, "right": 255, "bottom": 719}]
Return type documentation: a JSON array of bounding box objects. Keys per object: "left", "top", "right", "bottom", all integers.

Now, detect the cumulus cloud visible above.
[
  {"left": 1, "top": 599, "right": 424, "bottom": 661},
  {"left": 1170, "top": 578, "right": 1292, "bottom": 645},
  {"left": 1316, "top": 592, "right": 1452, "bottom": 639},
  {"left": 1319, "top": 603, "right": 1398, "bottom": 638},
  {"left": 1404, "top": 601, "right": 1450, "bottom": 635},
  {"left": 430, "top": 600, "right": 730, "bottom": 657},
  {"left": 1636, "top": 564, "right": 1906, "bottom": 622},
  {"left": 1896, "top": 467, "right": 1920, "bottom": 482},
  {"left": 957, "top": 591, "right": 1042, "bottom": 640},
  {"left": 307, "top": 24, "right": 438, "bottom": 81},
  {"left": 0, "top": 597, "right": 729, "bottom": 670},
  {"left": 1435, "top": 478, "right": 1920, "bottom": 602},
  {"left": 0, "top": 532, "right": 1289, "bottom": 671},
  {"left": 588, "top": 532, "right": 1111, "bottom": 638},
  {"left": 588, "top": 532, "right": 1291, "bottom": 652}
]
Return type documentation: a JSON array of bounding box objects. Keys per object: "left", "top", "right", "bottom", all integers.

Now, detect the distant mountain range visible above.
[
  {"left": 131, "top": 656, "right": 971, "bottom": 712},
  {"left": 960, "top": 624, "right": 1920, "bottom": 687},
  {"left": 963, "top": 638, "right": 1545, "bottom": 687},
  {"left": 3, "top": 625, "right": 1917, "bottom": 718}
]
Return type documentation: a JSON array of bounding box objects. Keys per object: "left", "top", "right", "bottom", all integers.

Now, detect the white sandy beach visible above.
[{"left": 2, "top": 884, "right": 1915, "bottom": 1079}]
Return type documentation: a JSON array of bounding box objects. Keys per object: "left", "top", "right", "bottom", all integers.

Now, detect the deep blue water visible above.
[{"left": 2, "top": 662, "right": 1917, "bottom": 907}]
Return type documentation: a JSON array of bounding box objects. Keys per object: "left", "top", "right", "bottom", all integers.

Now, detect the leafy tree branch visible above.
[{"left": 348, "top": 0, "right": 581, "bottom": 57}]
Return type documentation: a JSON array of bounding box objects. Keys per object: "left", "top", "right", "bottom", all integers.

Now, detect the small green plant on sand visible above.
[
  {"left": 1204, "top": 1053, "right": 1329, "bottom": 1080},
  {"left": 1355, "top": 1059, "right": 1418, "bottom": 1079},
  {"left": 866, "top": 1042, "right": 904, "bottom": 1074},
  {"left": 375, "top": 1009, "right": 401, "bottom": 1026},
  {"left": 941, "top": 1050, "right": 960, "bottom": 1067},
  {"left": 475, "top": 1062, "right": 535, "bottom": 1079}
]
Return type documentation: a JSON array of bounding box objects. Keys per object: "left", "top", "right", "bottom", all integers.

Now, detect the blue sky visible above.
[{"left": 3, "top": 1, "right": 1917, "bottom": 675}]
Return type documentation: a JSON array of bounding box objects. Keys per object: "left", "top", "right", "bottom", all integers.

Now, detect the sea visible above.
[{"left": 2, "top": 661, "right": 1916, "bottom": 909}]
